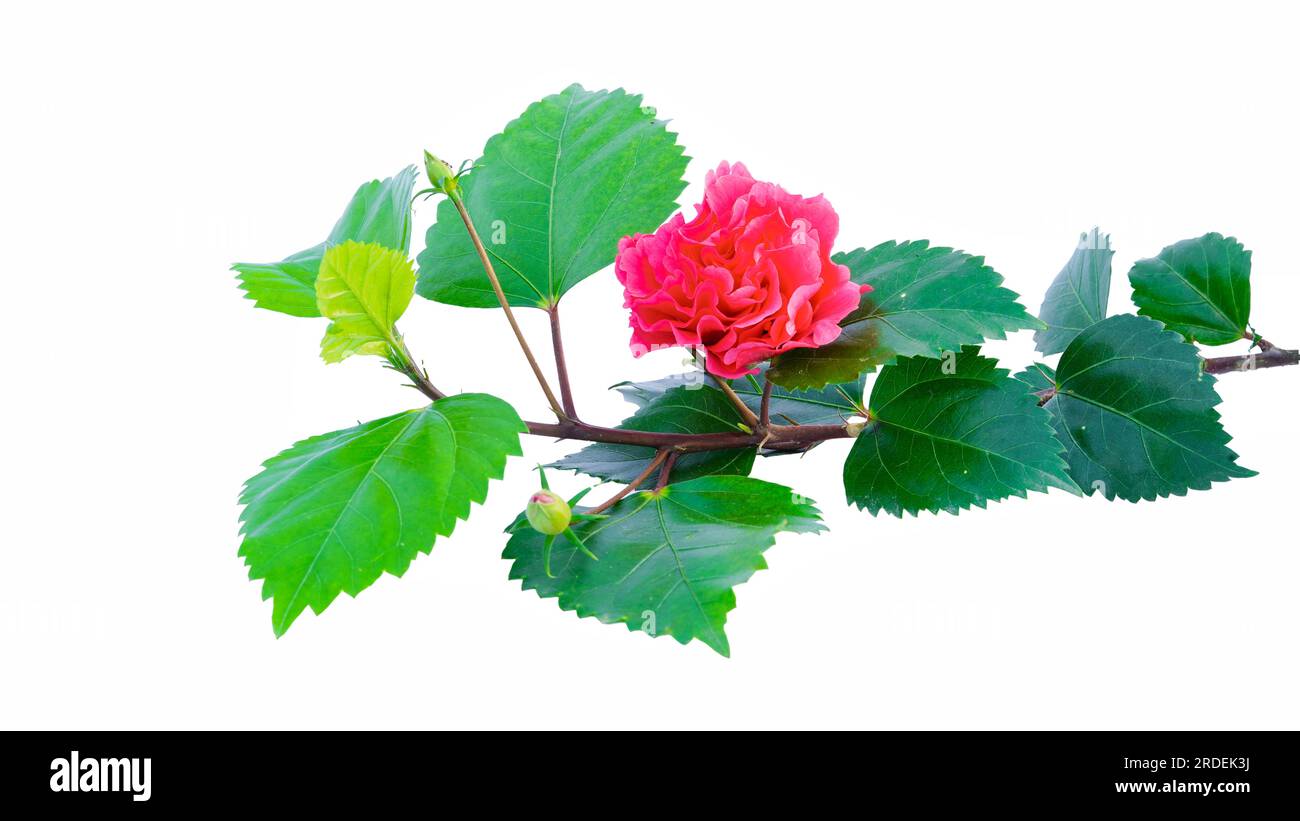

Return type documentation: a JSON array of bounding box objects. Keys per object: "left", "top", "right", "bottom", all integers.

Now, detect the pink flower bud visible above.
[{"left": 525, "top": 490, "right": 571, "bottom": 535}]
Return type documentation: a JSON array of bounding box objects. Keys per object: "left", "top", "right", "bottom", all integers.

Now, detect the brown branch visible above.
[
  {"left": 548, "top": 305, "right": 578, "bottom": 420},
  {"left": 586, "top": 450, "right": 669, "bottom": 516},
  {"left": 396, "top": 343, "right": 852, "bottom": 452},
  {"left": 1203, "top": 344, "right": 1299, "bottom": 375},
  {"left": 525, "top": 419, "right": 850, "bottom": 452}
]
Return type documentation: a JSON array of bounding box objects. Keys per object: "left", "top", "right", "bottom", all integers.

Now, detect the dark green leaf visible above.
[
  {"left": 1047, "top": 314, "right": 1254, "bottom": 500},
  {"left": 239, "top": 394, "right": 525, "bottom": 635},
  {"left": 417, "top": 84, "right": 689, "bottom": 309},
  {"left": 1129, "top": 233, "right": 1251, "bottom": 345},
  {"left": 504, "top": 476, "right": 824, "bottom": 656},
  {"left": 1014, "top": 362, "right": 1057, "bottom": 393},
  {"left": 1034, "top": 228, "right": 1113, "bottom": 354},
  {"left": 769, "top": 241, "right": 1042, "bottom": 389},
  {"left": 233, "top": 166, "right": 419, "bottom": 317},
  {"left": 613, "top": 367, "right": 865, "bottom": 427},
  {"left": 844, "top": 348, "right": 1077, "bottom": 516},
  {"left": 551, "top": 385, "right": 753, "bottom": 484}
]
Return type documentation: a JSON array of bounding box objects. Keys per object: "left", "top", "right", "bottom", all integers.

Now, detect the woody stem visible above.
[{"left": 1202, "top": 337, "right": 1298, "bottom": 374}]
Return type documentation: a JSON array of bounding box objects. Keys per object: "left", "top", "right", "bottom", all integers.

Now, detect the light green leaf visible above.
[
  {"left": 1047, "top": 314, "right": 1254, "bottom": 500},
  {"left": 1129, "top": 233, "right": 1251, "bottom": 345},
  {"left": 769, "top": 241, "right": 1042, "bottom": 390},
  {"left": 315, "top": 241, "right": 414, "bottom": 364},
  {"left": 239, "top": 395, "right": 525, "bottom": 636},
  {"left": 417, "top": 84, "right": 689, "bottom": 308},
  {"left": 844, "top": 348, "right": 1077, "bottom": 516},
  {"left": 552, "top": 385, "right": 753, "bottom": 484},
  {"left": 1034, "top": 228, "right": 1113, "bottom": 355},
  {"left": 504, "top": 476, "right": 824, "bottom": 656},
  {"left": 233, "top": 166, "right": 418, "bottom": 317}
]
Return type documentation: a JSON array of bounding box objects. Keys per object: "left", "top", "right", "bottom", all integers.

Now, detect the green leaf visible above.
[
  {"left": 1129, "top": 232, "right": 1251, "bottom": 345},
  {"left": 239, "top": 395, "right": 525, "bottom": 636},
  {"left": 551, "top": 385, "right": 753, "bottom": 484},
  {"left": 1047, "top": 314, "right": 1254, "bottom": 500},
  {"left": 315, "top": 241, "right": 414, "bottom": 364},
  {"left": 844, "top": 349, "right": 1077, "bottom": 516},
  {"left": 233, "top": 166, "right": 419, "bottom": 317},
  {"left": 503, "top": 476, "right": 824, "bottom": 656},
  {"left": 417, "top": 84, "right": 689, "bottom": 309},
  {"left": 613, "top": 368, "right": 865, "bottom": 427},
  {"left": 1034, "top": 228, "right": 1113, "bottom": 355},
  {"left": 1014, "top": 362, "right": 1057, "bottom": 393},
  {"left": 769, "top": 241, "right": 1042, "bottom": 390}
]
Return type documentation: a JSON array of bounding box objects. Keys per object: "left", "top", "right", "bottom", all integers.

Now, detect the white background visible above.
[{"left": 4, "top": 0, "right": 1298, "bottom": 729}]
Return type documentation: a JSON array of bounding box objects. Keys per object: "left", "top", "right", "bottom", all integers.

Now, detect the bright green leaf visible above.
[
  {"left": 1047, "top": 314, "right": 1254, "bottom": 500},
  {"left": 769, "top": 241, "right": 1042, "bottom": 390},
  {"left": 844, "top": 349, "right": 1077, "bottom": 516},
  {"left": 233, "top": 166, "right": 418, "bottom": 317},
  {"left": 417, "top": 84, "right": 689, "bottom": 309},
  {"left": 315, "top": 241, "right": 414, "bottom": 364},
  {"left": 551, "top": 385, "right": 753, "bottom": 484},
  {"left": 1034, "top": 228, "right": 1113, "bottom": 355},
  {"left": 503, "top": 476, "right": 824, "bottom": 656},
  {"left": 239, "top": 395, "right": 525, "bottom": 636},
  {"left": 1129, "top": 233, "right": 1251, "bottom": 345}
]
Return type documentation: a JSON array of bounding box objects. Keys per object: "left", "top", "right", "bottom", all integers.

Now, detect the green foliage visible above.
[
  {"left": 233, "top": 166, "right": 418, "bottom": 317},
  {"left": 1045, "top": 314, "right": 1254, "bottom": 500},
  {"left": 844, "top": 349, "right": 1077, "bottom": 515},
  {"left": 239, "top": 395, "right": 525, "bottom": 635},
  {"left": 769, "top": 241, "right": 1042, "bottom": 389},
  {"left": 316, "top": 241, "right": 414, "bottom": 363},
  {"left": 1035, "top": 228, "right": 1113, "bottom": 355},
  {"left": 229, "top": 77, "right": 1288, "bottom": 654},
  {"left": 504, "top": 476, "right": 824, "bottom": 656},
  {"left": 417, "top": 84, "right": 689, "bottom": 309},
  {"left": 1129, "top": 233, "right": 1252, "bottom": 345},
  {"left": 552, "top": 385, "right": 753, "bottom": 484}
]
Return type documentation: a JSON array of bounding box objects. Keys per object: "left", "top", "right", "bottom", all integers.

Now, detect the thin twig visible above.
[
  {"left": 759, "top": 379, "right": 774, "bottom": 428},
  {"left": 449, "top": 194, "right": 567, "bottom": 419},
  {"left": 586, "top": 450, "right": 669, "bottom": 516},
  {"left": 549, "top": 305, "right": 578, "bottom": 420},
  {"left": 390, "top": 340, "right": 445, "bottom": 401},
  {"left": 655, "top": 451, "right": 679, "bottom": 490},
  {"left": 713, "top": 376, "right": 760, "bottom": 428}
]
